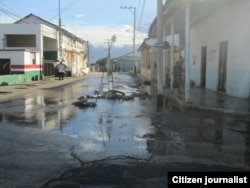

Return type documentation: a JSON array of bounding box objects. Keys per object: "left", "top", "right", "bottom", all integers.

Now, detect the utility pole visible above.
[
  {"left": 185, "top": 2, "right": 191, "bottom": 103},
  {"left": 58, "top": 0, "right": 63, "bottom": 60},
  {"left": 120, "top": 6, "right": 136, "bottom": 74},
  {"left": 86, "top": 41, "right": 90, "bottom": 68},
  {"left": 105, "top": 34, "right": 116, "bottom": 90}
]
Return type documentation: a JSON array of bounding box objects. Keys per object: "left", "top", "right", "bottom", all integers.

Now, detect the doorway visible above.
[
  {"left": 0, "top": 59, "right": 11, "bottom": 75},
  {"left": 200, "top": 46, "right": 207, "bottom": 88},
  {"left": 218, "top": 41, "right": 228, "bottom": 92}
]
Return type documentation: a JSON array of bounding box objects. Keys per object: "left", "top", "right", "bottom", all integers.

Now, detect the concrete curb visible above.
[
  {"left": 166, "top": 92, "right": 250, "bottom": 117},
  {"left": 185, "top": 103, "right": 250, "bottom": 117},
  {"left": 134, "top": 73, "right": 250, "bottom": 117},
  {"left": 0, "top": 74, "right": 89, "bottom": 102}
]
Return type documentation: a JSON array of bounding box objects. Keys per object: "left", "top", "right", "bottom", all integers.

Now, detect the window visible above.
[
  {"left": 30, "top": 52, "right": 36, "bottom": 64},
  {"left": 0, "top": 59, "right": 11, "bottom": 75},
  {"left": 6, "top": 35, "right": 36, "bottom": 47}
]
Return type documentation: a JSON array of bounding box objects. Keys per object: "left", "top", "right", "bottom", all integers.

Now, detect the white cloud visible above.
[
  {"left": 0, "top": 15, "right": 17, "bottom": 23},
  {"left": 73, "top": 14, "right": 85, "bottom": 18},
  {"left": 64, "top": 24, "right": 148, "bottom": 47},
  {"left": 0, "top": 13, "right": 148, "bottom": 48}
]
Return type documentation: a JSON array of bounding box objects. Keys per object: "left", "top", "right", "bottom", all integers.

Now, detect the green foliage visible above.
[{"left": 96, "top": 57, "right": 108, "bottom": 66}]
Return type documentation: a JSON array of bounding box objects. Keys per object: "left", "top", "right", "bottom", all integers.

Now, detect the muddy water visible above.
[{"left": 0, "top": 73, "right": 250, "bottom": 169}]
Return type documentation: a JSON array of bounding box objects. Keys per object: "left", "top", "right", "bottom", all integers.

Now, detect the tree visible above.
[{"left": 96, "top": 57, "right": 108, "bottom": 66}]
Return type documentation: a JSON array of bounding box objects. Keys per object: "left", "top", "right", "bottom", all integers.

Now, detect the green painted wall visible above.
[
  {"left": 118, "top": 60, "right": 133, "bottom": 72},
  {"left": 0, "top": 71, "right": 42, "bottom": 86},
  {"left": 44, "top": 51, "right": 58, "bottom": 60}
]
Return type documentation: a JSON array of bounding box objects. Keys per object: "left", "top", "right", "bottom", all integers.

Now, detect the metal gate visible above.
[{"left": 43, "top": 60, "right": 56, "bottom": 76}]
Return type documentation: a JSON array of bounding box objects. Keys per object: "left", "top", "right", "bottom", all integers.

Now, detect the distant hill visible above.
[{"left": 88, "top": 44, "right": 140, "bottom": 63}]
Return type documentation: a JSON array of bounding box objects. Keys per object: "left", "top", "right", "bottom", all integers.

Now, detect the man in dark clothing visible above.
[
  {"left": 173, "top": 61, "right": 182, "bottom": 97},
  {"left": 57, "top": 61, "right": 67, "bottom": 80}
]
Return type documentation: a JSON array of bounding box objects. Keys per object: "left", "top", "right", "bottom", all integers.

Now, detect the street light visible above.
[
  {"left": 106, "top": 34, "right": 116, "bottom": 90},
  {"left": 107, "top": 34, "right": 116, "bottom": 61},
  {"left": 120, "top": 6, "right": 136, "bottom": 74},
  {"left": 111, "top": 34, "right": 116, "bottom": 43}
]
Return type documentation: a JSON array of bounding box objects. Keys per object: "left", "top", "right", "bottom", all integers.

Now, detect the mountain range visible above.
[{"left": 88, "top": 44, "right": 140, "bottom": 63}]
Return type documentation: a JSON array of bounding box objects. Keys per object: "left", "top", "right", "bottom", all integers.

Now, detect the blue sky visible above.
[{"left": 0, "top": 0, "right": 157, "bottom": 47}]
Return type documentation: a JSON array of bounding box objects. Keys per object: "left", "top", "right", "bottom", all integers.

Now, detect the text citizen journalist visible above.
[{"left": 172, "top": 176, "right": 247, "bottom": 185}]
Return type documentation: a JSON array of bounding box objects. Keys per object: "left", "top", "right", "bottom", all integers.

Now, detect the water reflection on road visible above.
[
  {"left": 62, "top": 97, "right": 155, "bottom": 159},
  {"left": 0, "top": 72, "right": 250, "bottom": 169},
  {"left": 0, "top": 85, "right": 78, "bottom": 130},
  {"left": 147, "top": 109, "right": 250, "bottom": 167}
]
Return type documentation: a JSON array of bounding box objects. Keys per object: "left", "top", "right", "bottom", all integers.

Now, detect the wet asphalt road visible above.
[{"left": 0, "top": 72, "right": 250, "bottom": 187}]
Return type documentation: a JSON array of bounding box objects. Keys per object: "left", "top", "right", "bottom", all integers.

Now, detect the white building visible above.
[
  {"left": 0, "top": 14, "right": 88, "bottom": 85},
  {"left": 190, "top": 0, "right": 250, "bottom": 98},
  {"left": 147, "top": 0, "right": 250, "bottom": 99}
]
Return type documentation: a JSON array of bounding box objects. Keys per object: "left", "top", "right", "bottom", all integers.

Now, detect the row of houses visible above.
[
  {"left": 138, "top": 0, "right": 250, "bottom": 100},
  {"left": 90, "top": 51, "right": 141, "bottom": 73},
  {"left": 0, "top": 14, "right": 88, "bottom": 85},
  {"left": 1, "top": 0, "right": 249, "bottom": 100}
]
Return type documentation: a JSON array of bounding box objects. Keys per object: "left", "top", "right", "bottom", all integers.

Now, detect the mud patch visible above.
[
  {"left": 0, "top": 91, "right": 12, "bottom": 94},
  {"left": 42, "top": 159, "right": 167, "bottom": 188}
]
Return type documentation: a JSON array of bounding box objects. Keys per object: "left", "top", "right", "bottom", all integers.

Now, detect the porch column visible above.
[
  {"left": 185, "top": 2, "right": 191, "bottom": 102},
  {"left": 40, "top": 35, "right": 44, "bottom": 79},
  {"left": 170, "top": 19, "right": 175, "bottom": 91},
  {"left": 156, "top": 0, "right": 164, "bottom": 105},
  {"left": 163, "top": 29, "right": 166, "bottom": 88}
]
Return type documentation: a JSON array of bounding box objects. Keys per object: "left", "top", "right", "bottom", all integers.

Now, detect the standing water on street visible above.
[
  {"left": 0, "top": 72, "right": 250, "bottom": 188},
  {"left": 0, "top": 72, "right": 249, "bottom": 166}
]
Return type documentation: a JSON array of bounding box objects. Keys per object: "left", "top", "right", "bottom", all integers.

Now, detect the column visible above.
[{"left": 185, "top": 3, "right": 191, "bottom": 102}]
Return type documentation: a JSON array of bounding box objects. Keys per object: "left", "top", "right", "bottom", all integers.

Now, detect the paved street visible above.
[{"left": 0, "top": 72, "right": 250, "bottom": 188}]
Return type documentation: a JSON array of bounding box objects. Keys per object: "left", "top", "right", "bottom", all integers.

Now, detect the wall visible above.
[
  {"left": 0, "top": 50, "right": 41, "bottom": 84},
  {"left": 190, "top": 0, "right": 250, "bottom": 98},
  {"left": 0, "top": 24, "right": 41, "bottom": 51},
  {"left": 0, "top": 71, "right": 41, "bottom": 85},
  {"left": 0, "top": 21, "right": 86, "bottom": 82}
]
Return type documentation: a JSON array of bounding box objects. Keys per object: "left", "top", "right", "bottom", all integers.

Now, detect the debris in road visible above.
[
  {"left": 88, "top": 89, "right": 134, "bottom": 101},
  {"left": 86, "top": 88, "right": 149, "bottom": 101},
  {"left": 102, "top": 90, "right": 134, "bottom": 100},
  {"left": 72, "top": 96, "right": 97, "bottom": 108},
  {"left": 83, "top": 89, "right": 133, "bottom": 101},
  {"left": 131, "top": 91, "right": 149, "bottom": 99}
]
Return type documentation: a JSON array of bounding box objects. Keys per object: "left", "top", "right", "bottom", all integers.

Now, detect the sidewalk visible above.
[
  {"left": 135, "top": 73, "right": 250, "bottom": 117},
  {"left": 1, "top": 73, "right": 250, "bottom": 117},
  {"left": 0, "top": 74, "right": 87, "bottom": 102},
  {"left": 166, "top": 84, "right": 250, "bottom": 117}
]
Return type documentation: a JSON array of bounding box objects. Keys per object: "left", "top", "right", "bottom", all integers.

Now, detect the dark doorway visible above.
[
  {"left": 0, "top": 59, "right": 11, "bottom": 75},
  {"left": 43, "top": 61, "right": 55, "bottom": 76},
  {"left": 200, "top": 46, "right": 207, "bottom": 88},
  {"left": 218, "top": 41, "right": 228, "bottom": 92}
]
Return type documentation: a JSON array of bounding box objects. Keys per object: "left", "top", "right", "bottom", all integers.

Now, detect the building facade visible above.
[
  {"left": 0, "top": 14, "right": 88, "bottom": 85},
  {"left": 190, "top": 0, "right": 250, "bottom": 98},
  {"left": 140, "top": 0, "right": 250, "bottom": 99},
  {"left": 112, "top": 52, "right": 141, "bottom": 73}
]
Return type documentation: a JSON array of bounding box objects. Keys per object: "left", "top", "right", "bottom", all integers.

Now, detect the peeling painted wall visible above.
[{"left": 190, "top": 0, "right": 250, "bottom": 98}]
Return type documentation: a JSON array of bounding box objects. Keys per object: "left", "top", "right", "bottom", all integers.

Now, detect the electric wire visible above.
[{"left": 137, "top": 0, "right": 146, "bottom": 31}]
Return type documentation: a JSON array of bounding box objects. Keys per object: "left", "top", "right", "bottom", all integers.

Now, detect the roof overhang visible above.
[
  {"left": 138, "top": 38, "right": 157, "bottom": 51},
  {"left": 149, "top": 0, "right": 228, "bottom": 45}
]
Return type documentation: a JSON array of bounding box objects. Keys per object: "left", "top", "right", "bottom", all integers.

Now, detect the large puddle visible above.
[
  {"left": 0, "top": 73, "right": 250, "bottom": 168},
  {"left": 0, "top": 73, "right": 156, "bottom": 159},
  {"left": 61, "top": 98, "right": 155, "bottom": 158}
]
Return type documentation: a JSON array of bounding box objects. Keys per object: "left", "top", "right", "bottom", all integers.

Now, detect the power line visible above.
[
  {"left": 120, "top": 5, "right": 136, "bottom": 74},
  {"left": 0, "top": 6, "right": 21, "bottom": 21},
  {"left": 49, "top": 0, "right": 79, "bottom": 22},
  {"left": 137, "top": 0, "right": 145, "bottom": 30}
]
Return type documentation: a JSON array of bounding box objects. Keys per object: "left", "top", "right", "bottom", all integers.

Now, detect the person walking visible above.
[{"left": 57, "top": 60, "right": 67, "bottom": 80}]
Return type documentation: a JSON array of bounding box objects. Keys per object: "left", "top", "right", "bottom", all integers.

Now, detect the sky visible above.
[{"left": 0, "top": 0, "right": 157, "bottom": 48}]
